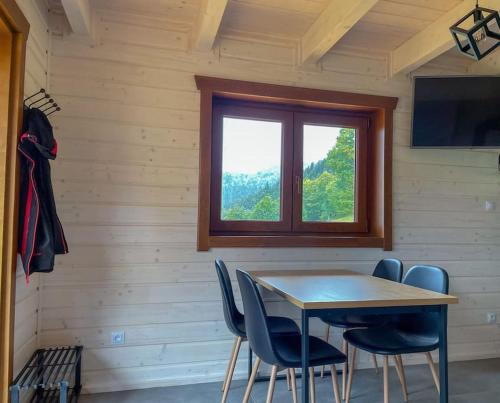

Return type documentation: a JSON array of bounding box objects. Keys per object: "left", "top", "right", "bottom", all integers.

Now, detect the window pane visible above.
[
  {"left": 302, "top": 125, "right": 356, "bottom": 222},
  {"left": 221, "top": 117, "right": 282, "bottom": 221}
]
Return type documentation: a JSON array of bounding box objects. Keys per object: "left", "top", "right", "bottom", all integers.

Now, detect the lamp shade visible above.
[{"left": 450, "top": 6, "right": 500, "bottom": 60}]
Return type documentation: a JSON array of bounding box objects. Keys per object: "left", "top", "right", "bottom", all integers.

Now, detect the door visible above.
[{"left": 0, "top": 2, "right": 29, "bottom": 402}]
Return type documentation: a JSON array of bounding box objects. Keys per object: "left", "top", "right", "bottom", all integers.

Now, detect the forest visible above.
[{"left": 221, "top": 128, "right": 355, "bottom": 222}]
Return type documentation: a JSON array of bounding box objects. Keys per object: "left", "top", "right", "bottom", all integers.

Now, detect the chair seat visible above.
[
  {"left": 235, "top": 315, "right": 300, "bottom": 337},
  {"left": 344, "top": 326, "right": 439, "bottom": 355},
  {"left": 321, "top": 313, "right": 388, "bottom": 329},
  {"left": 273, "top": 335, "right": 346, "bottom": 368}
]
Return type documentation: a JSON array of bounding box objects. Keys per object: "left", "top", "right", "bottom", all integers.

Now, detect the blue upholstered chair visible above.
[
  {"left": 215, "top": 259, "right": 300, "bottom": 403},
  {"left": 320, "top": 259, "right": 404, "bottom": 397},
  {"left": 237, "top": 269, "right": 346, "bottom": 403},
  {"left": 343, "top": 265, "right": 449, "bottom": 403}
]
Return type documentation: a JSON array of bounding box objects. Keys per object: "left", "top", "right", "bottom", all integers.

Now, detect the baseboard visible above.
[{"left": 81, "top": 351, "right": 500, "bottom": 395}]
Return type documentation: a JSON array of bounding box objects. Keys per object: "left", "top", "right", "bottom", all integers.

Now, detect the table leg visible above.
[
  {"left": 248, "top": 345, "right": 253, "bottom": 380},
  {"left": 438, "top": 305, "right": 448, "bottom": 403},
  {"left": 301, "top": 310, "right": 310, "bottom": 403}
]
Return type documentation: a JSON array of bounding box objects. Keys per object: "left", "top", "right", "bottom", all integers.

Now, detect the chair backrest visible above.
[
  {"left": 404, "top": 265, "right": 449, "bottom": 294},
  {"left": 215, "top": 259, "right": 244, "bottom": 337},
  {"left": 236, "top": 269, "right": 278, "bottom": 365},
  {"left": 399, "top": 265, "right": 449, "bottom": 336},
  {"left": 372, "top": 258, "right": 403, "bottom": 283}
]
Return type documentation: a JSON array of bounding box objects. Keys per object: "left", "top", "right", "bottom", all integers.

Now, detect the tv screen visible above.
[{"left": 411, "top": 76, "right": 500, "bottom": 148}]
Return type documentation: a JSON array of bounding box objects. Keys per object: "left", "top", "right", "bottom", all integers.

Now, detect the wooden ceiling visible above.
[
  {"left": 54, "top": 0, "right": 499, "bottom": 74},
  {"left": 90, "top": 0, "right": 464, "bottom": 49},
  {"left": 222, "top": 0, "right": 464, "bottom": 50}
]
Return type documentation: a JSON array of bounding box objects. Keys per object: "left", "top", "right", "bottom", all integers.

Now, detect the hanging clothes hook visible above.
[
  {"left": 37, "top": 98, "right": 54, "bottom": 110},
  {"left": 24, "top": 88, "right": 45, "bottom": 105},
  {"left": 46, "top": 107, "right": 61, "bottom": 116},
  {"left": 42, "top": 103, "right": 58, "bottom": 113},
  {"left": 28, "top": 93, "right": 50, "bottom": 108}
]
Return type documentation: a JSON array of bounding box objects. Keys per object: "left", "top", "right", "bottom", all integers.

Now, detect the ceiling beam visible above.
[
  {"left": 60, "top": 0, "right": 94, "bottom": 38},
  {"left": 390, "top": 0, "right": 500, "bottom": 77},
  {"left": 300, "top": 0, "right": 379, "bottom": 65},
  {"left": 192, "top": 0, "right": 229, "bottom": 51}
]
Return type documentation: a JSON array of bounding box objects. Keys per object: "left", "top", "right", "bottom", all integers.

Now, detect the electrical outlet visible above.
[
  {"left": 487, "top": 312, "right": 497, "bottom": 324},
  {"left": 485, "top": 201, "right": 496, "bottom": 212},
  {"left": 111, "top": 331, "right": 125, "bottom": 345}
]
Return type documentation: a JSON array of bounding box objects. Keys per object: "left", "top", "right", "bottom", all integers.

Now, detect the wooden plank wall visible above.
[
  {"left": 42, "top": 7, "right": 500, "bottom": 394},
  {"left": 467, "top": 52, "right": 500, "bottom": 74},
  {"left": 12, "top": 0, "right": 50, "bottom": 378}
]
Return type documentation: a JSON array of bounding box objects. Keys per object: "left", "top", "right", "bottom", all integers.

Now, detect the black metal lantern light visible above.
[{"left": 450, "top": 1, "right": 500, "bottom": 60}]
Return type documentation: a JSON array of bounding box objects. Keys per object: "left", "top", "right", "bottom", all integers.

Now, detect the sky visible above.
[{"left": 222, "top": 117, "right": 342, "bottom": 174}]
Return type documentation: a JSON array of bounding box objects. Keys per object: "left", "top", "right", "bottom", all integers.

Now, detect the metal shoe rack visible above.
[{"left": 10, "top": 346, "right": 83, "bottom": 403}]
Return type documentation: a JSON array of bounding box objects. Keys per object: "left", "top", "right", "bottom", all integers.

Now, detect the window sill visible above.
[{"left": 206, "top": 234, "right": 385, "bottom": 249}]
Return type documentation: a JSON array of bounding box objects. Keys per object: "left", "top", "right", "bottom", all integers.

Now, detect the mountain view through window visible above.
[
  {"left": 220, "top": 116, "right": 356, "bottom": 222},
  {"left": 221, "top": 117, "right": 282, "bottom": 221}
]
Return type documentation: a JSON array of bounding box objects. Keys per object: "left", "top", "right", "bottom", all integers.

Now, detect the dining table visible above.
[{"left": 248, "top": 269, "right": 458, "bottom": 403}]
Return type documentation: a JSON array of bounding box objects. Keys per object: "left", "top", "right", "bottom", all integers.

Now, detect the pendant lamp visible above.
[{"left": 450, "top": 1, "right": 500, "bottom": 60}]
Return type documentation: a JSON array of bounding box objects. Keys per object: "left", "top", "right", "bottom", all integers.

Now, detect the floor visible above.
[{"left": 80, "top": 358, "right": 500, "bottom": 403}]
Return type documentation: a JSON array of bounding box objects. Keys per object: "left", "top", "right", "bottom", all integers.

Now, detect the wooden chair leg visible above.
[
  {"left": 309, "top": 367, "right": 316, "bottom": 403},
  {"left": 321, "top": 325, "right": 331, "bottom": 378},
  {"left": 342, "top": 334, "right": 348, "bottom": 400},
  {"left": 330, "top": 365, "right": 341, "bottom": 403},
  {"left": 221, "top": 336, "right": 242, "bottom": 403},
  {"left": 393, "top": 355, "right": 408, "bottom": 402},
  {"left": 372, "top": 353, "right": 379, "bottom": 374},
  {"left": 345, "top": 347, "right": 357, "bottom": 403},
  {"left": 221, "top": 337, "right": 238, "bottom": 391},
  {"left": 290, "top": 368, "right": 298, "bottom": 403},
  {"left": 242, "top": 355, "right": 261, "bottom": 403},
  {"left": 383, "top": 356, "right": 389, "bottom": 403},
  {"left": 265, "top": 365, "right": 278, "bottom": 403},
  {"left": 425, "top": 352, "right": 440, "bottom": 393}
]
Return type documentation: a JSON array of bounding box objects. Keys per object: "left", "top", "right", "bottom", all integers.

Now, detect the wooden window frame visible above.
[
  {"left": 195, "top": 76, "right": 398, "bottom": 251},
  {"left": 0, "top": 1, "right": 29, "bottom": 402},
  {"left": 292, "top": 111, "right": 368, "bottom": 233},
  {"left": 210, "top": 103, "right": 294, "bottom": 233}
]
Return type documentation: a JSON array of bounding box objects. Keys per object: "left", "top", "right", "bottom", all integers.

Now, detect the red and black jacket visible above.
[{"left": 18, "top": 107, "right": 68, "bottom": 279}]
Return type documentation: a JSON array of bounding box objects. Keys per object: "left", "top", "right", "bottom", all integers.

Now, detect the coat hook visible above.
[
  {"left": 37, "top": 98, "right": 54, "bottom": 110},
  {"left": 28, "top": 93, "right": 50, "bottom": 108},
  {"left": 24, "top": 88, "right": 45, "bottom": 104},
  {"left": 42, "top": 103, "right": 58, "bottom": 113},
  {"left": 46, "top": 107, "right": 61, "bottom": 116}
]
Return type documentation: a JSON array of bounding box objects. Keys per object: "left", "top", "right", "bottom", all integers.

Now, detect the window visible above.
[
  {"left": 211, "top": 105, "right": 293, "bottom": 233},
  {"left": 293, "top": 112, "right": 368, "bottom": 233},
  {"left": 211, "top": 102, "right": 368, "bottom": 234},
  {"left": 195, "top": 76, "right": 397, "bottom": 250}
]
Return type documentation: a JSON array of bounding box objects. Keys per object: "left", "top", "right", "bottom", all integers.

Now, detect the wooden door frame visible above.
[{"left": 0, "top": 1, "right": 29, "bottom": 402}]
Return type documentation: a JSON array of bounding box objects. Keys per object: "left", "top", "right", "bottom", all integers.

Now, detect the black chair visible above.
[
  {"left": 237, "top": 269, "right": 346, "bottom": 403},
  {"left": 343, "top": 265, "right": 449, "bottom": 403},
  {"left": 320, "top": 259, "right": 404, "bottom": 397},
  {"left": 215, "top": 259, "right": 300, "bottom": 403}
]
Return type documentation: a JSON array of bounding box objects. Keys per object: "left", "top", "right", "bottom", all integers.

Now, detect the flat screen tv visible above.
[{"left": 411, "top": 76, "right": 500, "bottom": 148}]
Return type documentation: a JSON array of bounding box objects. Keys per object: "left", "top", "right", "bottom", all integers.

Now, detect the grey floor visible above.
[{"left": 80, "top": 358, "right": 500, "bottom": 403}]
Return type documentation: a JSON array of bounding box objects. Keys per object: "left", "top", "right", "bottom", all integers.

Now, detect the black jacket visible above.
[{"left": 18, "top": 108, "right": 68, "bottom": 279}]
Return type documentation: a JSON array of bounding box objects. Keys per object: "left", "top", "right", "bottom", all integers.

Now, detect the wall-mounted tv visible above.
[{"left": 411, "top": 76, "right": 500, "bottom": 148}]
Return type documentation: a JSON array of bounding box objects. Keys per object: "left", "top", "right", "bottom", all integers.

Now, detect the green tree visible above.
[
  {"left": 221, "top": 127, "right": 356, "bottom": 223},
  {"left": 302, "top": 172, "right": 336, "bottom": 221},
  {"left": 222, "top": 205, "right": 249, "bottom": 220},
  {"left": 249, "top": 195, "right": 280, "bottom": 220},
  {"left": 302, "top": 128, "right": 355, "bottom": 221}
]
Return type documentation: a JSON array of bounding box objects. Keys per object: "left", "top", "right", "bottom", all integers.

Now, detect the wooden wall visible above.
[
  {"left": 12, "top": 0, "right": 50, "bottom": 378},
  {"left": 468, "top": 52, "right": 500, "bottom": 74},
  {"left": 41, "top": 7, "right": 500, "bottom": 394}
]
